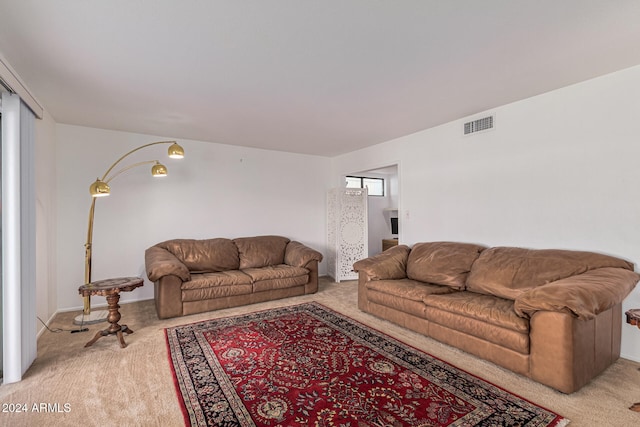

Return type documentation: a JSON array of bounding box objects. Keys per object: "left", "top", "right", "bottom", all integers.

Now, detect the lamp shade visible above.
[
  {"left": 151, "top": 162, "right": 168, "bottom": 177},
  {"left": 89, "top": 179, "right": 110, "bottom": 197},
  {"left": 168, "top": 142, "right": 185, "bottom": 159}
]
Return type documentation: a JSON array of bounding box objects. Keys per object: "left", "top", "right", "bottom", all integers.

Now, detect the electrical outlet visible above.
[{"left": 405, "top": 210, "right": 410, "bottom": 220}]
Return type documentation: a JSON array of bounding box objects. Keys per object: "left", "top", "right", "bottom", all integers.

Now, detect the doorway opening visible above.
[{"left": 344, "top": 163, "right": 399, "bottom": 257}]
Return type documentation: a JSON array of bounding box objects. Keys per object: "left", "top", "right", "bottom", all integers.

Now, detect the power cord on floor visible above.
[
  {"left": 70, "top": 312, "right": 89, "bottom": 333},
  {"left": 37, "top": 316, "right": 88, "bottom": 334},
  {"left": 37, "top": 316, "right": 64, "bottom": 333}
]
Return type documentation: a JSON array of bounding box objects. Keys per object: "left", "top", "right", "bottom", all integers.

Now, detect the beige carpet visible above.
[{"left": 1, "top": 277, "right": 639, "bottom": 426}]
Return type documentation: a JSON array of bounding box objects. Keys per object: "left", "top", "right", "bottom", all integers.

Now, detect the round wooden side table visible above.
[{"left": 78, "top": 277, "right": 144, "bottom": 348}]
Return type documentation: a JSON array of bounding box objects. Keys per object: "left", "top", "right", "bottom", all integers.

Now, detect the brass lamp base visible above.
[{"left": 74, "top": 310, "right": 108, "bottom": 325}]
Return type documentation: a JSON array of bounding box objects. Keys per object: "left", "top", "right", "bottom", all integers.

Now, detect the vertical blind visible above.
[{"left": 1, "top": 91, "right": 36, "bottom": 384}]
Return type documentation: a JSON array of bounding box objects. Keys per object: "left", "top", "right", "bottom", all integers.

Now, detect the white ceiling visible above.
[{"left": 1, "top": 1, "right": 640, "bottom": 157}]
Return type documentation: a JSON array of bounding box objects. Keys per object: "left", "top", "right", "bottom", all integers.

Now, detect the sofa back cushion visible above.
[
  {"left": 158, "top": 238, "right": 240, "bottom": 272},
  {"left": 233, "top": 235, "right": 291, "bottom": 269},
  {"left": 466, "top": 247, "right": 634, "bottom": 300},
  {"left": 406, "top": 242, "right": 486, "bottom": 289}
]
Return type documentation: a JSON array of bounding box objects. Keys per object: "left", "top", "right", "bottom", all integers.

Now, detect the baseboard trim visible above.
[
  {"left": 57, "top": 296, "right": 156, "bottom": 313},
  {"left": 37, "top": 310, "right": 59, "bottom": 339},
  {"left": 620, "top": 352, "right": 640, "bottom": 363}
]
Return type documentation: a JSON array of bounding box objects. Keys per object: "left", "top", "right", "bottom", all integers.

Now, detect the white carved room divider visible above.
[{"left": 327, "top": 187, "right": 368, "bottom": 282}]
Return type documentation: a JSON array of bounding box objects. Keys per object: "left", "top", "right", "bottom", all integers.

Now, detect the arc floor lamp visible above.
[{"left": 75, "top": 140, "right": 185, "bottom": 325}]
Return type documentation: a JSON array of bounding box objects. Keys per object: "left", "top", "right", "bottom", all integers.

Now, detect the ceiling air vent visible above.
[{"left": 464, "top": 115, "right": 494, "bottom": 135}]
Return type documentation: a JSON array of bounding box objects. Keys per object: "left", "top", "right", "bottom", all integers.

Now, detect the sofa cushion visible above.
[
  {"left": 423, "top": 292, "right": 530, "bottom": 354},
  {"left": 181, "top": 271, "right": 252, "bottom": 302},
  {"left": 366, "top": 278, "right": 457, "bottom": 302},
  {"left": 424, "top": 292, "right": 529, "bottom": 333},
  {"left": 466, "top": 247, "right": 634, "bottom": 300},
  {"left": 243, "top": 264, "right": 310, "bottom": 292},
  {"left": 182, "top": 270, "right": 252, "bottom": 289},
  {"left": 159, "top": 238, "right": 240, "bottom": 273},
  {"left": 406, "top": 242, "right": 486, "bottom": 289},
  {"left": 233, "top": 235, "right": 291, "bottom": 269},
  {"left": 365, "top": 279, "right": 456, "bottom": 319},
  {"left": 242, "top": 264, "right": 309, "bottom": 282}
]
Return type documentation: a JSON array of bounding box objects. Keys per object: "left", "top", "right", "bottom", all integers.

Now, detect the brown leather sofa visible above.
[
  {"left": 353, "top": 242, "right": 639, "bottom": 393},
  {"left": 145, "top": 235, "right": 323, "bottom": 319}
]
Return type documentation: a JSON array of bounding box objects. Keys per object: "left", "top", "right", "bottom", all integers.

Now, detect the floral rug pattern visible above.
[{"left": 165, "top": 302, "right": 568, "bottom": 426}]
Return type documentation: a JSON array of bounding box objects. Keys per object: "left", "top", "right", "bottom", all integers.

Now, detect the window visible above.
[{"left": 345, "top": 176, "right": 384, "bottom": 196}]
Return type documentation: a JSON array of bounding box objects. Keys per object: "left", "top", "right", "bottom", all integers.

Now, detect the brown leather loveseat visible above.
[
  {"left": 145, "top": 235, "right": 323, "bottom": 319},
  {"left": 353, "top": 242, "right": 639, "bottom": 393}
]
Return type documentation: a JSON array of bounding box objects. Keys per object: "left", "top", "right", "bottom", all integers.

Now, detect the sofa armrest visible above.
[
  {"left": 353, "top": 245, "right": 410, "bottom": 281},
  {"left": 284, "top": 241, "right": 323, "bottom": 268},
  {"left": 145, "top": 246, "right": 191, "bottom": 282},
  {"left": 514, "top": 267, "right": 639, "bottom": 320},
  {"left": 154, "top": 275, "right": 184, "bottom": 319}
]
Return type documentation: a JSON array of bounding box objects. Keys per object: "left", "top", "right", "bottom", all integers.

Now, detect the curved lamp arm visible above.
[
  {"left": 100, "top": 140, "right": 182, "bottom": 182},
  {"left": 89, "top": 160, "right": 168, "bottom": 197},
  {"left": 82, "top": 141, "right": 184, "bottom": 315},
  {"left": 106, "top": 160, "right": 168, "bottom": 183}
]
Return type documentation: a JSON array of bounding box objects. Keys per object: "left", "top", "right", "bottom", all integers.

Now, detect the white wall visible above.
[
  {"left": 56, "top": 125, "right": 330, "bottom": 311},
  {"left": 331, "top": 64, "right": 640, "bottom": 362}
]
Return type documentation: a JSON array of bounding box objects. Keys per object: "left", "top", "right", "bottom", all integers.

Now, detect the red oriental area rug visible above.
[{"left": 165, "top": 302, "right": 568, "bottom": 426}]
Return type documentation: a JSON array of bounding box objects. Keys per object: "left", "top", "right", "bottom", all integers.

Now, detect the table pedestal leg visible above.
[{"left": 84, "top": 291, "right": 133, "bottom": 348}]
